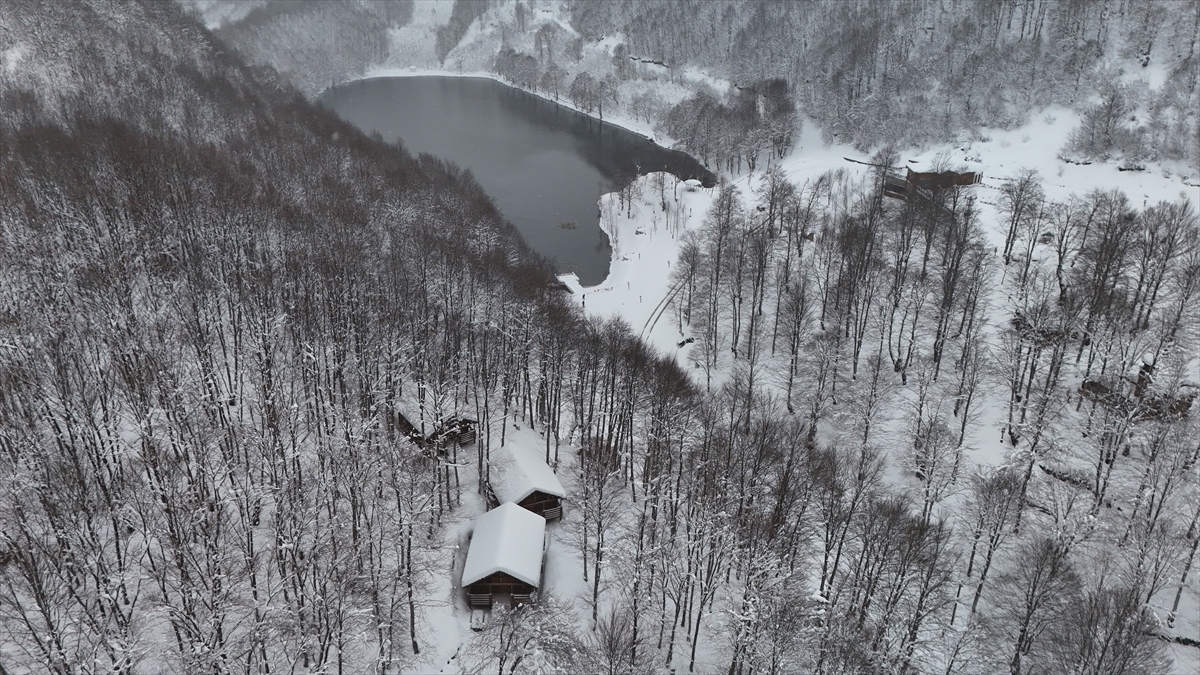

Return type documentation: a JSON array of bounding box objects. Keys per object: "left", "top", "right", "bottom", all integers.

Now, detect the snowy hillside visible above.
[
  {"left": 563, "top": 100, "right": 1200, "bottom": 672},
  {"left": 1, "top": 1, "right": 1196, "bottom": 673}
]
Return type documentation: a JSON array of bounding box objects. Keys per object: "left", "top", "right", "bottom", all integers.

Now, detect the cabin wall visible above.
[
  {"left": 466, "top": 572, "right": 537, "bottom": 608},
  {"left": 884, "top": 169, "right": 981, "bottom": 201},
  {"left": 518, "top": 491, "right": 562, "bottom": 520}
]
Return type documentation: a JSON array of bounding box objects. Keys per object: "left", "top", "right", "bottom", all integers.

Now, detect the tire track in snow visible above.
[{"left": 640, "top": 277, "right": 685, "bottom": 344}]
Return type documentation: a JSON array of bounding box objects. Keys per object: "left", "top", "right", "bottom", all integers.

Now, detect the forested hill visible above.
[
  {"left": 2, "top": 2, "right": 1199, "bottom": 674},
  {"left": 568, "top": 0, "right": 1199, "bottom": 158},
  {"left": 192, "top": 0, "right": 1199, "bottom": 172},
  {"left": 0, "top": 0, "right": 608, "bottom": 670},
  {"left": 206, "top": 0, "right": 413, "bottom": 96},
  {"left": 0, "top": 0, "right": 552, "bottom": 300}
]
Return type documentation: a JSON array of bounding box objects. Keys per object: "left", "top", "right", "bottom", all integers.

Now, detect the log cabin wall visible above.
[
  {"left": 466, "top": 572, "right": 536, "bottom": 608},
  {"left": 905, "top": 168, "right": 981, "bottom": 188},
  {"left": 518, "top": 491, "right": 562, "bottom": 520}
]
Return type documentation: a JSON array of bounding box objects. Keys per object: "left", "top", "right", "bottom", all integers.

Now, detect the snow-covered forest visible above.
[
  {"left": 1, "top": 1, "right": 1198, "bottom": 674},
  {"left": 192, "top": 0, "right": 1199, "bottom": 174}
]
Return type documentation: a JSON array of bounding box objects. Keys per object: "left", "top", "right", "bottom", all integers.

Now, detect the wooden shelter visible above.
[
  {"left": 491, "top": 444, "right": 566, "bottom": 520},
  {"left": 884, "top": 168, "right": 981, "bottom": 201},
  {"left": 905, "top": 168, "right": 982, "bottom": 189},
  {"left": 461, "top": 503, "right": 547, "bottom": 609},
  {"left": 395, "top": 407, "right": 477, "bottom": 450},
  {"left": 427, "top": 416, "right": 477, "bottom": 446}
]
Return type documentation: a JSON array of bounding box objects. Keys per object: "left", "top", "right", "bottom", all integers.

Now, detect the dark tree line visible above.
[
  {"left": 663, "top": 78, "right": 797, "bottom": 173},
  {"left": 0, "top": 1, "right": 575, "bottom": 671}
]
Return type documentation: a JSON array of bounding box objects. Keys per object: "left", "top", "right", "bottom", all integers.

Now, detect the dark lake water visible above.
[{"left": 320, "top": 76, "right": 713, "bottom": 286}]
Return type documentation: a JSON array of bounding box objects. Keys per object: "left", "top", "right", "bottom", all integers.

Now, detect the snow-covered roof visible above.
[
  {"left": 493, "top": 444, "right": 566, "bottom": 504},
  {"left": 462, "top": 502, "right": 547, "bottom": 588}
]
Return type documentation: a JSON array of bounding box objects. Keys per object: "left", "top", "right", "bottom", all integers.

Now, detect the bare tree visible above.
[
  {"left": 952, "top": 468, "right": 1023, "bottom": 625},
  {"left": 999, "top": 170, "right": 1044, "bottom": 266},
  {"left": 991, "top": 537, "right": 1078, "bottom": 675}
]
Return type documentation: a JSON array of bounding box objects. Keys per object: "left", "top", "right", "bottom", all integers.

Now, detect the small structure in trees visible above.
[
  {"left": 1078, "top": 355, "right": 1197, "bottom": 423},
  {"left": 395, "top": 405, "right": 476, "bottom": 450},
  {"left": 491, "top": 444, "right": 566, "bottom": 520},
  {"left": 884, "top": 168, "right": 982, "bottom": 201},
  {"left": 428, "top": 416, "right": 478, "bottom": 446},
  {"left": 462, "top": 502, "right": 547, "bottom": 609}
]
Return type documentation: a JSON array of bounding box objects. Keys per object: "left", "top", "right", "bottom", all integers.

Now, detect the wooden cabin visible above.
[
  {"left": 491, "top": 444, "right": 566, "bottom": 520},
  {"left": 884, "top": 168, "right": 981, "bottom": 201},
  {"left": 905, "top": 168, "right": 982, "bottom": 190},
  {"left": 461, "top": 503, "right": 547, "bottom": 609}
]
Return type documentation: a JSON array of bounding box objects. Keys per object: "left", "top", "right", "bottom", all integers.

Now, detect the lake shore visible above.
[
  {"left": 335, "top": 69, "right": 715, "bottom": 290},
  {"left": 353, "top": 67, "right": 691, "bottom": 164}
]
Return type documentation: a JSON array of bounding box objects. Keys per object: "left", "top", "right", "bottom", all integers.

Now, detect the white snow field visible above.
[
  {"left": 408, "top": 424, "right": 591, "bottom": 674},
  {"left": 350, "top": 64, "right": 1198, "bottom": 674},
  {"left": 398, "top": 95, "right": 1199, "bottom": 671}
]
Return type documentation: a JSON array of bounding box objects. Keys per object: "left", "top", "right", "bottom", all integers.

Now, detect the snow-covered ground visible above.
[
  {"left": 558, "top": 118, "right": 881, "bottom": 352},
  {"left": 562, "top": 103, "right": 1197, "bottom": 382},
  {"left": 385, "top": 0, "right": 454, "bottom": 72},
  {"left": 555, "top": 97, "right": 1199, "bottom": 674},
  {"left": 365, "top": 45, "right": 1200, "bottom": 661},
  {"left": 557, "top": 175, "right": 710, "bottom": 353},
  {"left": 340, "top": 56, "right": 1200, "bottom": 667},
  {"left": 408, "top": 418, "right": 740, "bottom": 673},
  {"left": 349, "top": 6, "right": 1200, "bottom": 668},
  {"left": 566, "top": 104, "right": 1196, "bottom": 342}
]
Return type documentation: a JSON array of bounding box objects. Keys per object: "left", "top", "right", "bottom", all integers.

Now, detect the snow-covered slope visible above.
[{"left": 558, "top": 101, "right": 1199, "bottom": 672}]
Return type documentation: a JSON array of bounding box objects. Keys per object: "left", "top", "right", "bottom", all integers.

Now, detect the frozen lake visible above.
[{"left": 321, "top": 76, "right": 713, "bottom": 285}]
